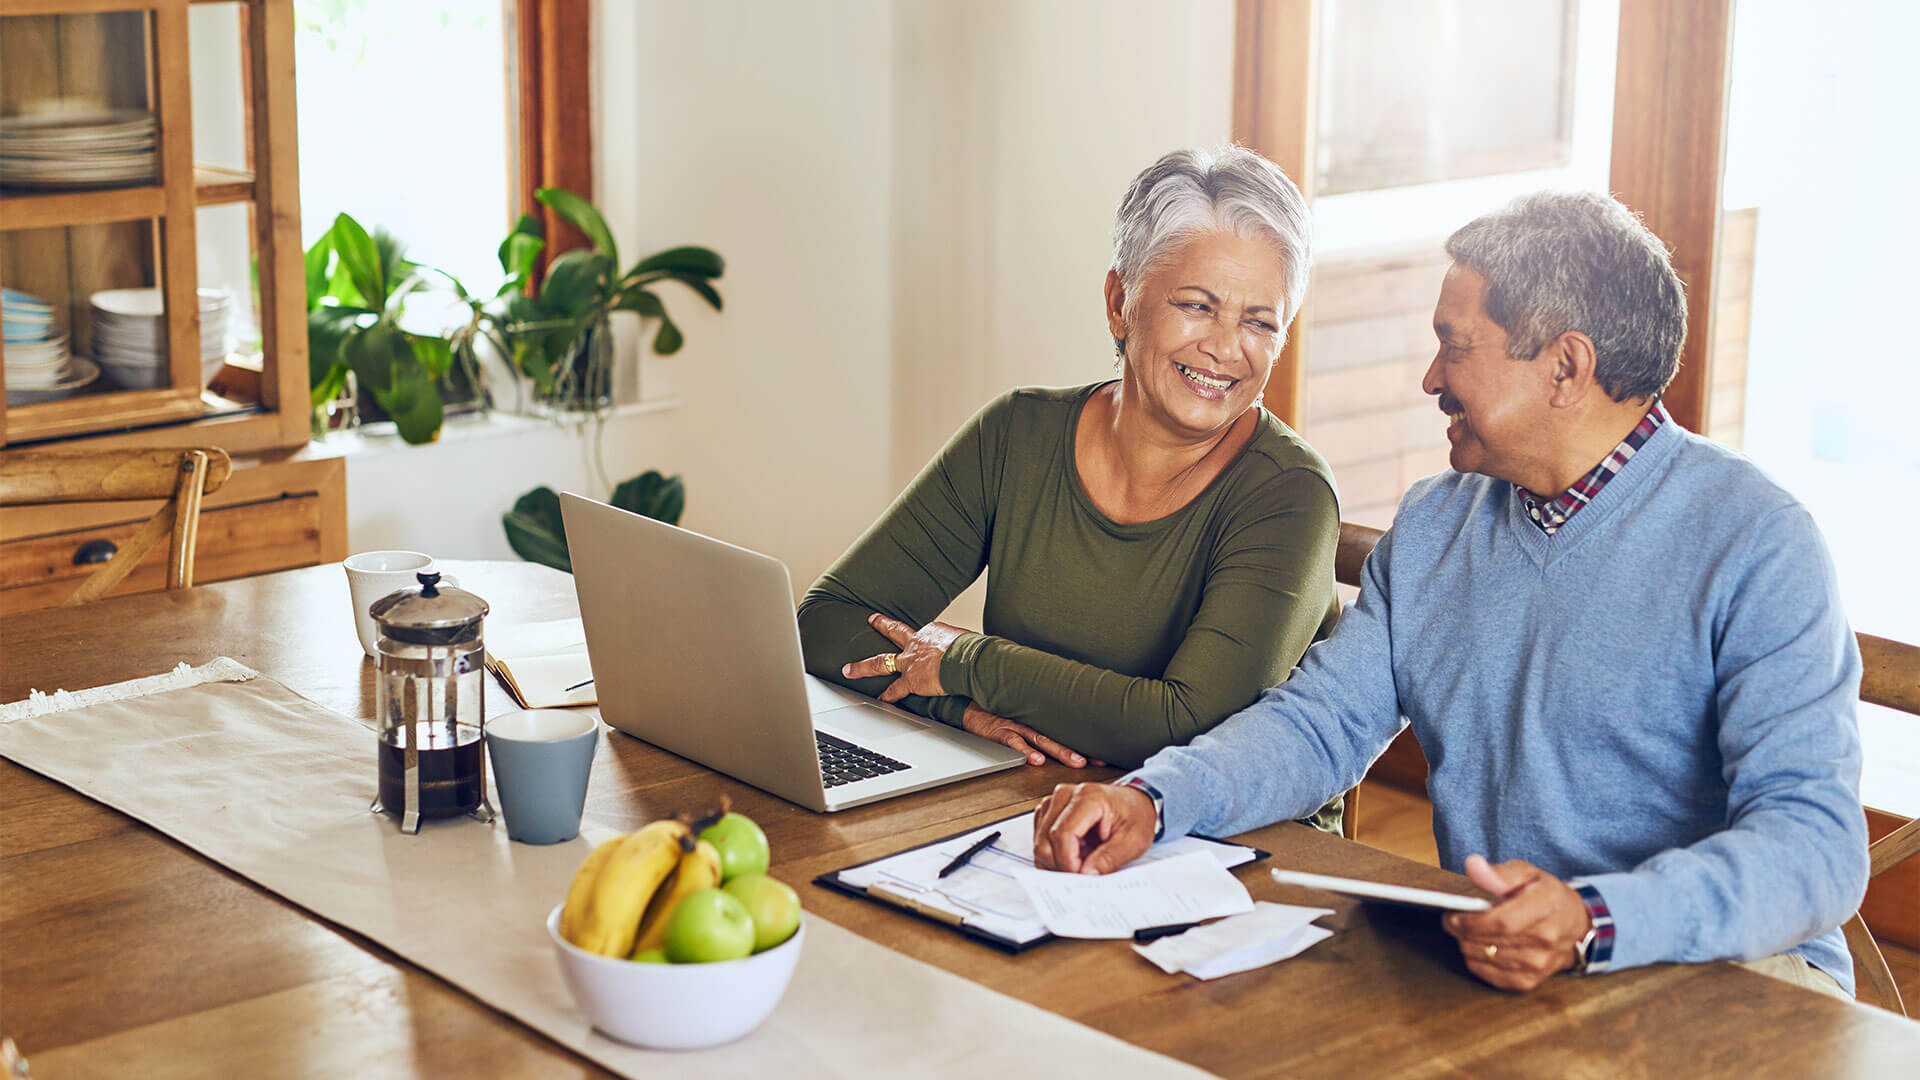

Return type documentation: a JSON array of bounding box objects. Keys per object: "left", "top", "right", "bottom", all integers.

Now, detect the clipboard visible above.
[{"left": 814, "top": 807, "right": 1270, "bottom": 953}]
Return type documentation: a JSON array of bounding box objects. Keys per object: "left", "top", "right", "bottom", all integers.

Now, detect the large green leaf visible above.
[
  {"left": 540, "top": 249, "right": 611, "bottom": 317},
  {"left": 611, "top": 470, "right": 685, "bottom": 526},
  {"left": 308, "top": 304, "right": 371, "bottom": 389},
  {"left": 651, "top": 308, "right": 684, "bottom": 355},
  {"left": 502, "top": 485, "right": 572, "bottom": 572},
  {"left": 303, "top": 228, "right": 334, "bottom": 312},
  {"left": 408, "top": 333, "right": 454, "bottom": 379},
  {"left": 666, "top": 274, "right": 723, "bottom": 312},
  {"left": 616, "top": 287, "right": 663, "bottom": 318},
  {"left": 536, "top": 187, "right": 619, "bottom": 268},
  {"left": 330, "top": 213, "right": 385, "bottom": 307},
  {"left": 625, "top": 245, "right": 723, "bottom": 279},
  {"left": 373, "top": 227, "right": 414, "bottom": 306},
  {"left": 372, "top": 364, "right": 444, "bottom": 445},
  {"left": 342, "top": 320, "right": 406, "bottom": 394},
  {"left": 498, "top": 212, "right": 545, "bottom": 279}
]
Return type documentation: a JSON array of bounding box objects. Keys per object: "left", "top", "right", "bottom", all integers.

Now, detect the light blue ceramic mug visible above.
[{"left": 485, "top": 709, "right": 599, "bottom": 844}]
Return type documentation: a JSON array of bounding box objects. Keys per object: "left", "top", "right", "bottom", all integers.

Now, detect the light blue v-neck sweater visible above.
[{"left": 1132, "top": 420, "right": 1868, "bottom": 991}]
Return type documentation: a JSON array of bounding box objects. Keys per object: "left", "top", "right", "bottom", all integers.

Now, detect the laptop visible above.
[{"left": 559, "top": 492, "right": 1026, "bottom": 811}]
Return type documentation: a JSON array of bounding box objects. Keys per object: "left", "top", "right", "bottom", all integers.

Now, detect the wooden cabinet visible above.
[
  {"left": 0, "top": 446, "right": 345, "bottom": 613},
  {"left": 0, "top": 2, "right": 338, "bottom": 604},
  {"left": 0, "top": 0, "right": 309, "bottom": 454}
]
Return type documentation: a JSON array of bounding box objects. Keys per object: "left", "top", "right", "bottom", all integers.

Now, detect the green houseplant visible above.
[
  {"left": 488, "top": 186, "right": 724, "bottom": 414},
  {"left": 503, "top": 470, "right": 687, "bottom": 572},
  {"left": 305, "top": 213, "right": 481, "bottom": 444}
]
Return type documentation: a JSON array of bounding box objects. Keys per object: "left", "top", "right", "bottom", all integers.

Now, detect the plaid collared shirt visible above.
[{"left": 1515, "top": 399, "right": 1669, "bottom": 535}]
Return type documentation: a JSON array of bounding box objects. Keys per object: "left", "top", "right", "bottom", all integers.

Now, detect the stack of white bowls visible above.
[
  {"left": 4, "top": 287, "right": 98, "bottom": 405},
  {"left": 90, "top": 287, "right": 234, "bottom": 390},
  {"left": 0, "top": 108, "right": 158, "bottom": 189}
]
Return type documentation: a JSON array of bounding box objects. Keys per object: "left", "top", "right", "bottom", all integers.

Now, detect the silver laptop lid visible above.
[{"left": 559, "top": 492, "right": 828, "bottom": 810}]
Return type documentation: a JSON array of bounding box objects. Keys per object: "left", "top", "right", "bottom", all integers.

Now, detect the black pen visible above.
[
  {"left": 1132, "top": 920, "right": 1203, "bottom": 943},
  {"left": 937, "top": 830, "right": 1001, "bottom": 878}
]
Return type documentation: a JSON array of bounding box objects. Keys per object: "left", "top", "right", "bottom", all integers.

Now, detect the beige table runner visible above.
[{"left": 0, "top": 661, "right": 1209, "bottom": 1079}]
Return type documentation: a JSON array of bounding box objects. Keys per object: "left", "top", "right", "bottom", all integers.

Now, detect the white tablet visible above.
[{"left": 1270, "top": 869, "right": 1492, "bottom": 912}]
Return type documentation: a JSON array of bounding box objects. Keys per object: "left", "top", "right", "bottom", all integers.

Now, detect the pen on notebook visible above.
[
  {"left": 563, "top": 677, "right": 594, "bottom": 692},
  {"left": 937, "top": 830, "right": 1001, "bottom": 878}
]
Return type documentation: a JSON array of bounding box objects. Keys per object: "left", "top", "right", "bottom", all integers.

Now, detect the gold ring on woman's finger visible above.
[
  {"left": 1484, "top": 944, "right": 1498, "bottom": 961},
  {"left": 882, "top": 653, "right": 898, "bottom": 674}
]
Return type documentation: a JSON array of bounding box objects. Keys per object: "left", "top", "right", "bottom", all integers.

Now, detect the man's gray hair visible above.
[
  {"left": 1445, "top": 191, "right": 1686, "bottom": 403},
  {"left": 1111, "top": 147, "right": 1312, "bottom": 352}
]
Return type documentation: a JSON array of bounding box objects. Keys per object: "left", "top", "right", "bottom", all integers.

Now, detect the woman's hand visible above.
[
  {"left": 841, "top": 612, "right": 968, "bottom": 702},
  {"left": 961, "top": 703, "right": 1105, "bottom": 768}
]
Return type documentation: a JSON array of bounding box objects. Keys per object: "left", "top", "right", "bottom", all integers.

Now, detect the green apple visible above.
[
  {"left": 699, "top": 812, "right": 770, "bottom": 882},
  {"left": 661, "top": 888, "right": 755, "bottom": 964},
  {"left": 630, "top": 947, "right": 669, "bottom": 964},
  {"left": 722, "top": 873, "right": 802, "bottom": 953}
]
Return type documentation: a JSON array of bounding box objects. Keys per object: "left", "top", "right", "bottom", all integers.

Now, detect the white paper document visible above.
[
  {"left": 1015, "top": 851, "right": 1254, "bottom": 940},
  {"left": 833, "top": 811, "right": 1257, "bottom": 947},
  {"left": 1132, "top": 901, "right": 1335, "bottom": 980}
]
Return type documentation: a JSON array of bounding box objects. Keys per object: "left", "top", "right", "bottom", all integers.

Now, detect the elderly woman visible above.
[{"left": 798, "top": 147, "right": 1342, "bottom": 828}]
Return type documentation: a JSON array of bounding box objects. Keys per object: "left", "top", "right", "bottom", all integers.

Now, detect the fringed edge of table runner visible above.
[{"left": 0, "top": 657, "right": 257, "bottom": 724}]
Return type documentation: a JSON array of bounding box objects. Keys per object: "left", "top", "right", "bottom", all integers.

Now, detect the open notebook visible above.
[{"left": 485, "top": 617, "right": 596, "bottom": 709}]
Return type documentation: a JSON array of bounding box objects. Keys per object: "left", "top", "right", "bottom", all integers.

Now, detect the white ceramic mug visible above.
[{"left": 343, "top": 550, "right": 456, "bottom": 657}]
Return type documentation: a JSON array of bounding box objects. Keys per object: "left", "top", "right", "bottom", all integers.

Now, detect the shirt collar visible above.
[{"left": 1515, "top": 398, "right": 1669, "bottom": 536}]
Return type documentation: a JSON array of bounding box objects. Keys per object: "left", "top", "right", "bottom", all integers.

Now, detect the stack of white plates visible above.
[
  {"left": 4, "top": 287, "right": 98, "bottom": 404},
  {"left": 90, "top": 287, "right": 234, "bottom": 390},
  {"left": 0, "top": 108, "right": 158, "bottom": 189}
]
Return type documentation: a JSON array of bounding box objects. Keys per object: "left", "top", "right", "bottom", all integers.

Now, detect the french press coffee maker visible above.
[{"left": 368, "top": 572, "right": 495, "bottom": 833}]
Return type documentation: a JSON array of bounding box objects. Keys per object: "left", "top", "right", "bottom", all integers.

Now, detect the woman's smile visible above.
[{"left": 1174, "top": 361, "right": 1237, "bottom": 398}]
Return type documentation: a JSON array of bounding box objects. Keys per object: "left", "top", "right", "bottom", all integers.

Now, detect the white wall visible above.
[
  {"left": 343, "top": 0, "right": 1237, "bottom": 606},
  {"left": 889, "top": 0, "right": 1234, "bottom": 488}
]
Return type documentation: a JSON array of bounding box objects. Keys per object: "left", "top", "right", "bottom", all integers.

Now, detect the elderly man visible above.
[{"left": 1032, "top": 191, "right": 1868, "bottom": 998}]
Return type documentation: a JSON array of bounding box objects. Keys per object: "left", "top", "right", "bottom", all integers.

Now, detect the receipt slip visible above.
[{"left": 1132, "top": 901, "right": 1335, "bottom": 980}]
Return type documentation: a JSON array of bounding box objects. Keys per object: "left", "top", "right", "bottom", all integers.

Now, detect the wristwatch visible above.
[
  {"left": 1568, "top": 880, "right": 1615, "bottom": 974},
  {"left": 1114, "top": 776, "right": 1165, "bottom": 840}
]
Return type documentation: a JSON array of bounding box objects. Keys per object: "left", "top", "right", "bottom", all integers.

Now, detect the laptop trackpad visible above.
[{"left": 814, "top": 703, "right": 929, "bottom": 745}]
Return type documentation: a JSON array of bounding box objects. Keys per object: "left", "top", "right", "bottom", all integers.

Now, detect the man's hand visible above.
[
  {"left": 960, "top": 703, "right": 1103, "bottom": 768},
  {"left": 841, "top": 612, "right": 966, "bottom": 702},
  {"left": 1032, "top": 782, "right": 1156, "bottom": 874},
  {"left": 1441, "top": 855, "right": 1593, "bottom": 991}
]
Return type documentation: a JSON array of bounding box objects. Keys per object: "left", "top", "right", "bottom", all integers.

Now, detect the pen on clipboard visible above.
[{"left": 937, "top": 830, "right": 1001, "bottom": 878}]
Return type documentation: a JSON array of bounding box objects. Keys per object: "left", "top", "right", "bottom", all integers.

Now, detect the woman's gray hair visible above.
[
  {"left": 1111, "top": 147, "right": 1312, "bottom": 354},
  {"left": 1445, "top": 191, "right": 1686, "bottom": 403}
]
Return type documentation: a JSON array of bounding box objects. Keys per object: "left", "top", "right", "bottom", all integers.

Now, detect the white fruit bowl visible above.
[{"left": 546, "top": 904, "right": 804, "bottom": 1050}]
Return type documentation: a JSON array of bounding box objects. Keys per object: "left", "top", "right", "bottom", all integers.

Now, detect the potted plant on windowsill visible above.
[
  {"left": 483, "top": 186, "right": 724, "bottom": 417},
  {"left": 305, "top": 213, "right": 486, "bottom": 444}
]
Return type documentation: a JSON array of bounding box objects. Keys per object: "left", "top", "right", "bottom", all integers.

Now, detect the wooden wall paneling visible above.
[
  {"left": 1231, "top": 0, "right": 1317, "bottom": 430},
  {"left": 151, "top": 0, "right": 203, "bottom": 405},
  {"left": 247, "top": 0, "right": 309, "bottom": 440},
  {"left": 1608, "top": 0, "right": 1735, "bottom": 432}
]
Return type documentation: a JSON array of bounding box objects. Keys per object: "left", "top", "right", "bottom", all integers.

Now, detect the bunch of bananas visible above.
[{"left": 559, "top": 818, "right": 724, "bottom": 959}]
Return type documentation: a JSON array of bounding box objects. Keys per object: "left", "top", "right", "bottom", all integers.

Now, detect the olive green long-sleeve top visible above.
[{"left": 797, "top": 382, "right": 1341, "bottom": 772}]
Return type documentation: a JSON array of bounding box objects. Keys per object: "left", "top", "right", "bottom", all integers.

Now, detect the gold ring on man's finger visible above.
[
  {"left": 882, "top": 653, "right": 898, "bottom": 674},
  {"left": 1484, "top": 944, "right": 1499, "bottom": 961}
]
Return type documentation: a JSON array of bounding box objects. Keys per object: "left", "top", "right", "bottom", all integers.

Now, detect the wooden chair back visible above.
[
  {"left": 1333, "top": 521, "right": 1918, "bottom": 1014},
  {"left": 0, "top": 447, "right": 233, "bottom": 606}
]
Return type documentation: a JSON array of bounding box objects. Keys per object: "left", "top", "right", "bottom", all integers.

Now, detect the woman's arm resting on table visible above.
[{"left": 939, "top": 469, "right": 1340, "bottom": 768}]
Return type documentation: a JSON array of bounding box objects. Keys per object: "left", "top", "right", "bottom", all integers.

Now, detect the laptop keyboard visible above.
[{"left": 815, "top": 730, "right": 910, "bottom": 788}]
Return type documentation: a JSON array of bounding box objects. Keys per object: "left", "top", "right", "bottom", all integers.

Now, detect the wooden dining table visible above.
[{"left": 4, "top": 560, "right": 1917, "bottom": 1078}]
